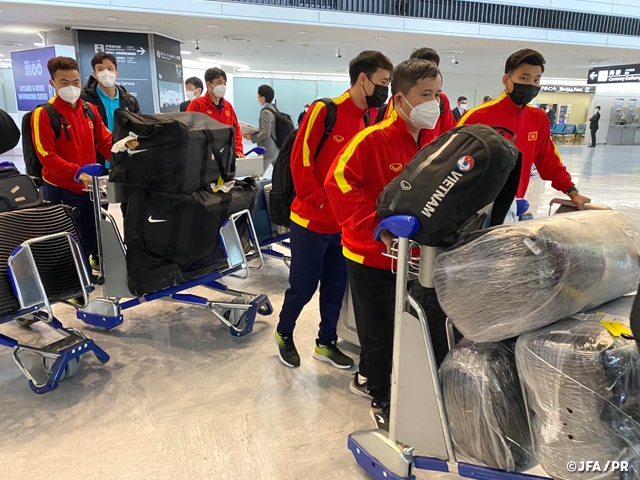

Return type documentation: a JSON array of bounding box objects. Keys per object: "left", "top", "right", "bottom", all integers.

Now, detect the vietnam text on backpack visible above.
[
  {"left": 269, "top": 98, "right": 338, "bottom": 227},
  {"left": 377, "top": 124, "right": 522, "bottom": 247},
  {"left": 264, "top": 104, "right": 295, "bottom": 149},
  {"left": 21, "top": 103, "right": 96, "bottom": 180}
]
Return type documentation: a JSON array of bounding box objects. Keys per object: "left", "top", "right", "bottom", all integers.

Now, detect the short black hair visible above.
[
  {"left": 483, "top": 95, "right": 492, "bottom": 102},
  {"left": 348, "top": 50, "right": 394, "bottom": 86},
  {"left": 391, "top": 59, "right": 441, "bottom": 96},
  {"left": 185, "top": 77, "right": 203, "bottom": 91},
  {"left": 48, "top": 56, "right": 79, "bottom": 78},
  {"left": 258, "top": 84, "right": 274, "bottom": 103},
  {"left": 204, "top": 67, "right": 227, "bottom": 84},
  {"left": 596, "top": 105, "right": 601, "bottom": 109},
  {"left": 91, "top": 52, "right": 117, "bottom": 71},
  {"left": 410, "top": 48, "right": 440, "bottom": 67},
  {"left": 457, "top": 96, "right": 467, "bottom": 102},
  {"left": 505, "top": 48, "right": 546, "bottom": 74}
]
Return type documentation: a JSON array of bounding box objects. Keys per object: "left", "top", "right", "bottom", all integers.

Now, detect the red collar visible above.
[
  {"left": 496, "top": 92, "right": 528, "bottom": 115},
  {"left": 52, "top": 95, "right": 84, "bottom": 114}
]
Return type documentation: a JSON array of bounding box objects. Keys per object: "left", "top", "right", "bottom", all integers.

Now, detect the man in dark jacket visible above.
[
  {"left": 81, "top": 51, "right": 140, "bottom": 169},
  {"left": 588, "top": 106, "right": 601, "bottom": 147},
  {"left": 180, "top": 77, "right": 203, "bottom": 112}
]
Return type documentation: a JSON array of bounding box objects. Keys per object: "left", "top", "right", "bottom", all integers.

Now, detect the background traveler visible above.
[
  {"left": 244, "top": 84, "right": 279, "bottom": 174},
  {"left": 452, "top": 96, "right": 467, "bottom": 121},
  {"left": 589, "top": 106, "right": 601, "bottom": 147},
  {"left": 180, "top": 77, "right": 203, "bottom": 112}
]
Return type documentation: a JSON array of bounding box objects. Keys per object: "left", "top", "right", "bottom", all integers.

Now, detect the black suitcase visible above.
[
  {"left": 0, "top": 205, "right": 83, "bottom": 317},
  {"left": 110, "top": 110, "right": 236, "bottom": 194},
  {"left": 0, "top": 165, "right": 42, "bottom": 212},
  {"left": 124, "top": 179, "right": 257, "bottom": 296}
]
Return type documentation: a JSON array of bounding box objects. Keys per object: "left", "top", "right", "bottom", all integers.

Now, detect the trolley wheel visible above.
[
  {"left": 15, "top": 315, "right": 38, "bottom": 328},
  {"left": 43, "top": 357, "right": 79, "bottom": 381},
  {"left": 222, "top": 309, "right": 247, "bottom": 327}
]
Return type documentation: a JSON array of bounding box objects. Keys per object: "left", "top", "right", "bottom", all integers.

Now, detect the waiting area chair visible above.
[
  {"left": 559, "top": 124, "right": 576, "bottom": 144},
  {"left": 574, "top": 123, "right": 587, "bottom": 144},
  {"left": 551, "top": 123, "right": 565, "bottom": 142}
]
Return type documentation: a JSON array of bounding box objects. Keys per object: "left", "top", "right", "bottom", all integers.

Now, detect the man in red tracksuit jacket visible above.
[
  {"left": 274, "top": 51, "right": 394, "bottom": 370},
  {"left": 458, "top": 48, "right": 591, "bottom": 208},
  {"left": 376, "top": 47, "right": 456, "bottom": 143},
  {"left": 32, "top": 57, "right": 112, "bottom": 267},
  {"left": 325, "top": 59, "right": 442, "bottom": 430},
  {"left": 187, "top": 67, "right": 245, "bottom": 158}
]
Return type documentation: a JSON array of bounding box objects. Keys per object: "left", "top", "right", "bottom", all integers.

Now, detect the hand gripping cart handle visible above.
[{"left": 347, "top": 215, "right": 551, "bottom": 480}]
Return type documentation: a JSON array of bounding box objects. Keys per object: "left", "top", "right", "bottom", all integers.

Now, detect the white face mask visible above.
[
  {"left": 185, "top": 90, "right": 197, "bottom": 101},
  {"left": 57, "top": 85, "right": 81, "bottom": 104},
  {"left": 459, "top": 103, "right": 467, "bottom": 111},
  {"left": 213, "top": 84, "right": 226, "bottom": 98},
  {"left": 97, "top": 70, "right": 117, "bottom": 88},
  {"left": 400, "top": 96, "right": 440, "bottom": 130}
]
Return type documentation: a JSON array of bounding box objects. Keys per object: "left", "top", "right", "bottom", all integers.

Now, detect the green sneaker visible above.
[
  {"left": 313, "top": 340, "right": 354, "bottom": 369},
  {"left": 273, "top": 329, "right": 300, "bottom": 368},
  {"left": 89, "top": 255, "right": 100, "bottom": 273}
]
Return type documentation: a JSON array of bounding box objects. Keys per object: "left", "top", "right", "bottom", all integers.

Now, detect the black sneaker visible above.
[
  {"left": 370, "top": 401, "right": 390, "bottom": 431},
  {"left": 350, "top": 372, "right": 372, "bottom": 399},
  {"left": 313, "top": 340, "right": 354, "bottom": 369},
  {"left": 273, "top": 329, "right": 300, "bottom": 368}
]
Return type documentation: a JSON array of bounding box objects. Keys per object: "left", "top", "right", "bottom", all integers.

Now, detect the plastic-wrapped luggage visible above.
[
  {"left": 110, "top": 110, "right": 236, "bottom": 194},
  {"left": 0, "top": 205, "right": 83, "bottom": 316},
  {"left": 516, "top": 317, "right": 640, "bottom": 480},
  {"left": 124, "top": 179, "right": 257, "bottom": 296},
  {"left": 433, "top": 210, "right": 640, "bottom": 343},
  {"left": 440, "top": 340, "right": 533, "bottom": 472}
]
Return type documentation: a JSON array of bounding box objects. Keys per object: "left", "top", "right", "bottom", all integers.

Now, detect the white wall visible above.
[{"left": 588, "top": 82, "right": 640, "bottom": 143}]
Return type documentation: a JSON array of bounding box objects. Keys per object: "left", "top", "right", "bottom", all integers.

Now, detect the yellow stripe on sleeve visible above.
[
  {"left": 457, "top": 92, "right": 506, "bottom": 126},
  {"left": 32, "top": 107, "right": 49, "bottom": 157},
  {"left": 333, "top": 110, "right": 397, "bottom": 194},
  {"left": 343, "top": 247, "right": 365, "bottom": 264},
  {"left": 290, "top": 212, "right": 311, "bottom": 228},
  {"left": 302, "top": 102, "right": 327, "bottom": 167}
]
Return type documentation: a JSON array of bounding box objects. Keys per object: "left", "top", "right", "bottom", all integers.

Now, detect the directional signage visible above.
[
  {"left": 153, "top": 34, "right": 184, "bottom": 113},
  {"left": 587, "top": 64, "right": 640, "bottom": 84},
  {"left": 11, "top": 46, "right": 57, "bottom": 111},
  {"left": 77, "top": 30, "right": 154, "bottom": 113},
  {"left": 540, "top": 85, "right": 596, "bottom": 94}
]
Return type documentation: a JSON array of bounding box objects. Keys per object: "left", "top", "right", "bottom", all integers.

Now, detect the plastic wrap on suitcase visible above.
[
  {"left": 433, "top": 210, "right": 640, "bottom": 343},
  {"left": 124, "top": 179, "right": 257, "bottom": 296},
  {"left": 516, "top": 317, "right": 640, "bottom": 480},
  {"left": 109, "top": 110, "right": 236, "bottom": 193},
  {"left": 440, "top": 340, "right": 534, "bottom": 472},
  {"left": 0, "top": 165, "right": 42, "bottom": 212},
  {"left": 0, "top": 205, "right": 83, "bottom": 317},
  {"left": 253, "top": 180, "right": 289, "bottom": 244}
]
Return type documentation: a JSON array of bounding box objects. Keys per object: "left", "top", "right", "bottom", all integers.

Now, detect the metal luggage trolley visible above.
[
  {"left": 347, "top": 215, "right": 551, "bottom": 480},
  {"left": 75, "top": 165, "right": 273, "bottom": 337},
  {"left": 0, "top": 227, "right": 109, "bottom": 394}
]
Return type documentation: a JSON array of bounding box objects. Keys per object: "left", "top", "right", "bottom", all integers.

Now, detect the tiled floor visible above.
[{"left": 0, "top": 144, "right": 638, "bottom": 480}]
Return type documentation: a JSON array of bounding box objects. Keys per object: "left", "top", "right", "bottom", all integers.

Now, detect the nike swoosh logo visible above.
[
  {"left": 148, "top": 216, "right": 167, "bottom": 223},
  {"left": 128, "top": 149, "right": 148, "bottom": 155}
]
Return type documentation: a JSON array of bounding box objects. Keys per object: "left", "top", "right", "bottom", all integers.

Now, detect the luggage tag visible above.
[
  {"left": 597, "top": 311, "right": 634, "bottom": 339},
  {"left": 111, "top": 132, "right": 142, "bottom": 155}
]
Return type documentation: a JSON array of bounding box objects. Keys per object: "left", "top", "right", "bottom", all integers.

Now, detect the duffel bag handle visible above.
[
  {"left": 203, "top": 129, "right": 229, "bottom": 180},
  {"left": 492, "top": 126, "right": 517, "bottom": 142}
]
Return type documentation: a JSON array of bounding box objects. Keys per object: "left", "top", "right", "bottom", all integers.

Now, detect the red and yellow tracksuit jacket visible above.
[
  {"left": 32, "top": 96, "right": 112, "bottom": 195},
  {"left": 382, "top": 92, "right": 456, "bottom": 141},
  {"left": 458, "top": 92, "right": 574, "bottom": 198},
  {"left": 290, "top": 91, "right": 367, "bottom": 234},
  {"left": 187, "top": 95, "right": 244, "bottom": 156},
  {"left": 325, "top": 109, "right": 431, "bottom": 270}
]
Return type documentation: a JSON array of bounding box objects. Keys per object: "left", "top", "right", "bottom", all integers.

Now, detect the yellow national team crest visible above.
[
  {"left": 333, "top": 135, "right": 344, "bottom": 143},
  {"left": 389, "top": 163, "right": 403, "bottom": 172},
  {"left": 528, "top": 131, "right": 538, "bottom": 141}
]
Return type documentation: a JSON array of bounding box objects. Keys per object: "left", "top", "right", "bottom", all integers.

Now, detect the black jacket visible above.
[
  {"left": 590, "top": 111, "right": 601, "bottom": 130},
  {"left": 0, "top": 108, "right": 20, "bottom": 155},
  {"left": 452, "top": 107, "right": 464, "bottom": 122},
  {"left": 180, "top": 100, "right": 191, "bottom": 112},
  {"left": 81, "top": 75, "right": 140, "bottom": 167}
]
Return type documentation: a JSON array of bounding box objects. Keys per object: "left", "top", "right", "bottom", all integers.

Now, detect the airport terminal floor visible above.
[{"left": 0, "top": 143, "right": 638, "bottom": 480}]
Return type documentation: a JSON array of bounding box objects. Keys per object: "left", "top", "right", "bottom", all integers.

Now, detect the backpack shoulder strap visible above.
[
  {"left": 313, "top": 98, "right": 337, "bottom": 161},
  {"left": 40, "top": 103, "right": 62, "bottom": 140},
  {"left": 82, "top": 102, "right": 96, "bottom": 124}
]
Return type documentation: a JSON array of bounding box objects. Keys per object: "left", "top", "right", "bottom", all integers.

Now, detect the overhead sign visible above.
[
  {"left": 11, "top": 46, "right": 57, "bottom": 111},
  {"left": 77, "top": 30, "right": 154, "bottom": 113},
  {"left": 587, "top": 64, "right": 640, "bottom": 84},
  {"left": 540, "top": 85, "right": 596, "bottom": 94},
  {"left": 153, "top": 34, "right": 184, "bottom": 113}
]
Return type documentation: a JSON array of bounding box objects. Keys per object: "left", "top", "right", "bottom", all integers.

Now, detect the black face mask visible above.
[
  {"left": 507, "top": 80, "right": 540, "bottom": 106},
  {"left": 364, "top": 77, "right": 389, "bottom": 109}
]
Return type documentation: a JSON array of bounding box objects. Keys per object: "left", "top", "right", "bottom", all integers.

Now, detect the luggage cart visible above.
[
  {"left": 347, "top": 215, "right": 551, "bottom": 480},
  {"left": 75, "top": 165, "right": 273, "bottom": 337},
  {"left": 1, "top": 230, "right": 109, "bottom": 394},
  {"left": 252, "top": 179, "right": 291, "bottom": 268}
]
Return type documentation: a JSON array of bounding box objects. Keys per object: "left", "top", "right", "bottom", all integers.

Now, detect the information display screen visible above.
[
  {"left": 11, "top": 46, "right": 57, "bottom": 111},
  {"left": 153, "top": 34, "right": 184, "bottom": 113}
]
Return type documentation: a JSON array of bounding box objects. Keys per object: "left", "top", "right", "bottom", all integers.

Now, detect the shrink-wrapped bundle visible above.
[
  {"left": 516, "top": 318, "right": 640, "bottom": 479},
  {"left": 440, "top": 340, "right": 533, "bottom": 472},
  {"left": 433, "top": 210, "right": 640, "bottom": 343}
]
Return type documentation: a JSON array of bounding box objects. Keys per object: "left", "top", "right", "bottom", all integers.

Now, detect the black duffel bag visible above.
[
  {"left": 377, "top": 124, "right": 521, "bottom": 247},
  {"left": 110, "top": 110, "right": 236, "bottom": 194},
  {"left": 0, "top": 164, "right": 42, "bottom": 212},
  {"left": 124, "top": 179, "right": 257, "bottom": 296}
]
